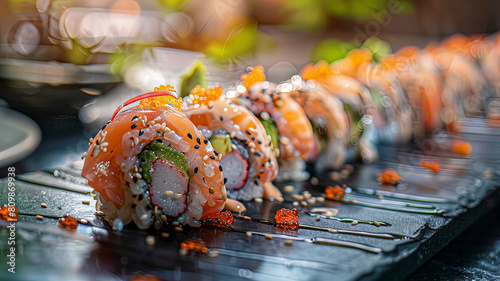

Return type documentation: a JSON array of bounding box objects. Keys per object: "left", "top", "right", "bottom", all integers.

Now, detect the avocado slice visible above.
[
  {"left": 139, "top": 141, "right": 189, "bottom": 183},
  {"left": 257, "top": 115, "right": 280, "bottom": 151},
  {"left": 343, "top": 103, "right": 364, "bottom": 140},
  {"left": 209, "top": 134, "right": 232, "bottom": 156}
]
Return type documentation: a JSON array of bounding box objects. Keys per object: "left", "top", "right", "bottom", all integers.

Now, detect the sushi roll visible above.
[
  {"left": 357, "top": 62, "right": 414, "bottom": 144},
  {"left": 425, "top": 41, "right": 487, "bottom": 117},
  {"left": 326, "top": 48, "right": 414, "bottom": 144},
  {"left": 234, "top": 66, "right": 315, "bottom": 181},
  {"left": 82, "top": 85, "right": 227, "bottom": 229},
  {"left": 378, "top": 48, "right": 447, "bottom": 135},
  {"left": 283, "top": 76, "right": 350, "bottom": 172},
  {"left": 301, "top": 61, "right": 379, "bottom": 164},
  {"left": 182, "top": 84, "right": 282, "bottom": 201}
]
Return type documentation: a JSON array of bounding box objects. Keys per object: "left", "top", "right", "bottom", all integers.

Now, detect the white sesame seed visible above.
[
  {"left": 173, "top": 194, "right": 183, "bottom": 199},
  {"left": 254, "top": 198, "right": 263, "bottom": 203},
  {"left": 246, "top": 232, "right": 252, "bottom": 237},
  {"left": 146, "top": 236, "right": 155, "bottom": 246},
  {"left": 41, "top": 203, "right": 47, "bottom": 208},
  {"left": 207, "top": 250, "right": 219, "bottom": 258},
  {"left": 292, "top": 201, "right": 299, "bottom": 207},
  {"left": 164, "top": 191, "right": 173, "bottom": 196},
  {"left": 140, "top": 214, "right": 148, "bottom": 221}
]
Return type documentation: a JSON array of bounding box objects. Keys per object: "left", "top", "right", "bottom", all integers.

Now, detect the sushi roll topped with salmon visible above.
[
  {"left": 183, "top": 84, "right": 281, "bottom": 202},
  {"left": 82, "top": 85, "right": 227, "bottom": 229},
  {"left": 234, "top": 66, "right": 315, "bottom": 181}
]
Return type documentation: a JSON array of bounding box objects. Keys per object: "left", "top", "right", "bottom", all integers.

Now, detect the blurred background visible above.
[{"left": 1, "top": 0, "right": 500, "bottom": 171}]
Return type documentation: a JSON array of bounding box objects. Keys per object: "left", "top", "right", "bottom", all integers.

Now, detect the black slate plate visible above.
[{"left": 0, "top": 117, "right": 499, "bottom": 281}]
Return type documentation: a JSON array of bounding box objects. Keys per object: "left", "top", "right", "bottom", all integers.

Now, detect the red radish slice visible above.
[
  {"left": 149, "top": 159, "right": 187, "bottom": 217},
  {"left": 219, "top": 151, "right": 249, "bottom": 190},
  {"left": 111, "top": 91, "right": 177, "bottom": 121}
]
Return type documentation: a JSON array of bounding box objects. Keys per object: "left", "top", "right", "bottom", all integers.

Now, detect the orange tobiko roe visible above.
[
  {"left": 201, "top": 210, "right": 234, "bottom": 229},
  {"left": 0, "top": 205, "right": 19, "bottom": 222},
  {"left": 59, "top": 215, "right": 78, "bottom": 231},
  {"left": 420, "top": 160, "right": 440, "bottom": 173},
  {"left": 181, "top": 239, "right": 208, "bottom": 253},
  {"left": 275, "top": 208, "right": 299, "bottom": 230},
  {"left": 452, "top": 140, "right": 472, "bottom": 156},
  {"left": 129, "top": 273, "right": 161, "bottom": 281},
  {"left": 325, "top": 185, "right": 345, "bottom": 200},
  {"left": 378, "top": 168, "right": 402, "bottom": 185}
]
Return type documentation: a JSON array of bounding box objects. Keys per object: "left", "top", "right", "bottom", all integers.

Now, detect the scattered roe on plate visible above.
[
  {"left": 0, "top": 205, "right": 19, "bottom": 222},
  {"left": 378, "top": 168, "right": 402, "bottom": 185},
  {"left": 201, "top": 210, "right": 234, "bottom": 229},
  {"left": 452, "top": 140, "right": 472, "bottom": 156},
  {"left": 58, "top": 215, "right": 78, "bottom": 231},
  {"left": 129, "top": 273, "right": 161, "bottom": 281},
  {"left": 181, "top": 239, "right": 208, "bottom": 254},
  {"left": 420, "top": 160, "right": 440, "bottom": 173},
  {"left": 325, "top": 185, "right": 345, "bottom": 200},
  {"left": 275, "top": 208, "right": 299, "bottom": 230}
]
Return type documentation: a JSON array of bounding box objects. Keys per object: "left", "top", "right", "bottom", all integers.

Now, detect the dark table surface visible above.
[{"left": 1, "top": 104, "right": 500, "bottom": 281}]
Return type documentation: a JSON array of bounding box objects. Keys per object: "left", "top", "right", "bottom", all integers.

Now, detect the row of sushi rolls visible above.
[{"left": 82, "top": 33, "right": 500, "bottom": 230}]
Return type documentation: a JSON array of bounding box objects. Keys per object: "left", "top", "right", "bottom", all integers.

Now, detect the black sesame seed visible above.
[
  {"left": 245, "top": 130, "right": 251, "bottom": 135},
  {"left": 219, "top": 165, "right": 223, "bottom": 172},
  {"left": 220, "top": 116, "right": 224, "bottom": 121},
  {"left": 133, "top": 177, "right": 138, "bottom": 183},
  {"left": 224, "top": 178, "right": 228, "bottom": 184},
  {"left": 203, "top": 177, "right": 207, "bottom": 184},
  {"left": 257, "top": 140, "right": 262, "bottom": 144},
  {"left": 146, "top": 205, "right": 152, "bottom": 210},
  {"left": 131, "top": 124, "right": 138, "bottom": 129},
  {"left": 187, "top": 133, "right": 193, "bottom": 139},
  {"left": 139, "top": 130, "right": 144, "bottom": 136},
  {"left": 196, "top": 138, "right": 201, "bottom": 144},
  {"left": 251, "top": 137, "right": 255, "bottom": 141},
  {"left": 131, "top": 116, "right": 138, "bottom": 122},
  {"left": 254, "top": 180, "right": 259, "bottom": 185},
  {"left": 101, "top": 122, "right": 110, "bottom": 130},
  {"left": 138, "top": 194, "right": 144, "bottom": 201},
  {"left": 95, "top": 139, "right": 99, "bottom": 145},
  {"left": 253, "top": 152, "right": 262, "bottom": 157},
  {"left": 194, "top": 145, "right": 200, "bottom": 149},
  {"left": 203, "top": 139, "right": 208, "bottom": 144},
  {"left": 210, "top": 156, "right": 215, "bottom": 160},
  {"left": 132, "top": 194, "right": 137, "bottom": 198},
  {"left": 194, "top": 167, "right": 198, "bottom": 174},
  {"left": 214, "top": 151, "right": 219, "bottom": 156},
  {"left": 131, "top": 204, "right": 137, "bottom": 208}
]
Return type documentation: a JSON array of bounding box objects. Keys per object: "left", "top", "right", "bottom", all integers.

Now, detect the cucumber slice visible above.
[
  {"left": 139, "top": 141, "right": 189, "bottom": 183},
  {"left": 257, "top": 115, "right": 280, "bottom": 151}
]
